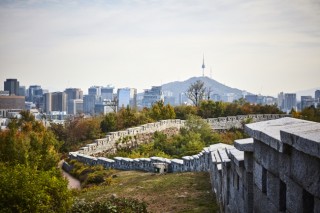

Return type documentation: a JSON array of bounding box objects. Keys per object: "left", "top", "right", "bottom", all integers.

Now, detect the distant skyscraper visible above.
[
  {"left": 28, "top": 85, "right": 42, "bottom": 102},
  {"left": 301, "top": 96, "right": 314, "bottom": 110},
  {"left": 68, "top": 99, "right": 83, "bottom": 115},
  {"left": 43, "top": 93, "right": 52, "bottom": 113},
  {"left": 65, "top": 88, "right": 83, "bottom": 100},
  {"left": 88, "top": 86, "right": 102, "bottom": 103},
  {"left": 315, "top": 90, "right": 320, "bottom": 102},
  {"left": 19, "top": 86, "right": 26, "bottom": 96},
  {"left": 277, "top": 92, "right": 285, "bottom": 110},
  {"left": 4, "top": 79, "right": 19, "bottom": 95},
  {"left": 51, "top": 92, "right": 67, "bottom": 112},
  {"left": 101, "top": 86, "right": 114, "bottom": 101},
  {"left": 65, "top": 88, "right": 83, "bottom": 114},
  {"left": 142, "top": 86, "right": 164, "bottom": 108},
  {"left": 117, "top": 88, "right": 137, "bottom": 109},
  {"left": 83, "top": 95, "right": 96, "bottom": 115},
  {"left": 284, "top": 93, "right": 296, "bottom": 112}
]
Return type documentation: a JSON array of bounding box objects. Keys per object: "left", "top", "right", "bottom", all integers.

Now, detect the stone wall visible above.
[
  {"left": 66, "top": 116, "right": 320, "bottom": 213},
  {"left": 75, "top": 114, "right": 286, "bottom": 156}
]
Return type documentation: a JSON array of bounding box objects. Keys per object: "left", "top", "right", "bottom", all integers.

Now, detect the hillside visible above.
[
  {"left": 162, "top": 76, "right": 247, "bottom": 103},
  {"left": 295, "top": 87, "right": 320, "bottom": 101},
  {"left": 75, "top": 170, "right": 219, "bottom": 213}
]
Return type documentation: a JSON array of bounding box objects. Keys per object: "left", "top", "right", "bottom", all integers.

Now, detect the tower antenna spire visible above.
[{"left": 202, "top": 54, "right": 205, "bottom": 77}]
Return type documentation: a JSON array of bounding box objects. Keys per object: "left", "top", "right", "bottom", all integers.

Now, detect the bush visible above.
[
  {"left": 86, "top": 173, "right": 105, "bottom": 185},
  {"left": 70, "top": 197, "right": 148, "bottom": 213}
]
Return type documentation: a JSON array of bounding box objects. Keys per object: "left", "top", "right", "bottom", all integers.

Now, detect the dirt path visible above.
[{"left": 59, "top": 160, "right": 81, "bottom": 190}]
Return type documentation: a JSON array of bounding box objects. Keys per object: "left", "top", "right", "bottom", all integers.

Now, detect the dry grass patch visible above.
[{"left": 76, "top": 170, "right": 219, "bottom": 213}]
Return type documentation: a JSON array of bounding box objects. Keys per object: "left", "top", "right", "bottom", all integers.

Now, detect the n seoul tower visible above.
[{"left": 202, "top": 54, "right": 205, "bottom": 77}]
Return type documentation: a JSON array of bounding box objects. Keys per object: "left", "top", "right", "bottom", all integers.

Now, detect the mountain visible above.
[
  {"left": 162, "top": 76, "right": 248, "bottom": 104},
  {"left": 295, "top": 87, "right": 320, "bottom": 101}
]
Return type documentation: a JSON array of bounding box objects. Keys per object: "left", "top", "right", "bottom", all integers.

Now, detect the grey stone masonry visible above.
[
  {"left": 66, "top": 116, "right": 320, "bottom": 213},
  {"left": 245, "top": 117, "right": 320, "bottom": 213},
  {"left": 74, "top": 114, "right": 287, "bottom": 156}
]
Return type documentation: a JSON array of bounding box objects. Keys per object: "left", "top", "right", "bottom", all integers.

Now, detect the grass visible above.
[{"left": 74, "top": 170, "right": 219, "bottom": 213}]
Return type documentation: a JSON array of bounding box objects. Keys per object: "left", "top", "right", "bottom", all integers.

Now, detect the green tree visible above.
[
  {"left": 149, "top": 101, "right": 176, "bottom": 121},
  {"left": 0, "top": 111, "right": 72, "bottom": 212},
  {"left": 0, "top": 164, "right": 71, "bottom": 213},
  {"left": 100, "top": 112, "right": 117, "bottom": 133},
  {"left": 174, "top": 105, "right": 197, "bottom": 120}
]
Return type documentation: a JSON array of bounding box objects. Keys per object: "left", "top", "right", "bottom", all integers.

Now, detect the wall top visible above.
[{"left": 245, "top": 117, "right": 320, "bottom": 156}]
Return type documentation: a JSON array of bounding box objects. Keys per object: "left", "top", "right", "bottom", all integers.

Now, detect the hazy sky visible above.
[{"left": 0, "top": 0, "right": 319, "bottom": 96}]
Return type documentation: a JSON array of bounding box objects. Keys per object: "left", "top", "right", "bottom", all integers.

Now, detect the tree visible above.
[
  {"left": 186, "top": 80, "right": 206, "bottom": 107},
  {"left": 149, "top": 101, "right": 176, "bottom": 121},
  {"left": 0, "top": 111, "right": 72, "bottom": 212},
  {"left": 174, "top": 105, "right": 197, "bottom": 120},
  {"left": 0, "top": 164, "right": 71, "bottom": 212},
  {"left": 101, "top": 112, "right": 117, "bottom": 133}
]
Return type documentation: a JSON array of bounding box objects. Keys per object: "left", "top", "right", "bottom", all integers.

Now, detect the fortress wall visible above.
[
  {"left": 66, "top": 117, "right": 319, "bottom": 213},
  {"left": 75, "top": 114, "right": 287, "bottom": 156}
]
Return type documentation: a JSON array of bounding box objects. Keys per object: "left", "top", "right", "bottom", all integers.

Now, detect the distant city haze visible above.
[{"left": 0, "top": 0, "right": 319, "bottom": 96}]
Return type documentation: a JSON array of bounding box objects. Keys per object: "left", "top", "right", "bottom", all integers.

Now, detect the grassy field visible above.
[{"left": 75, "top": 170, "right": 219, "bottom": 213}]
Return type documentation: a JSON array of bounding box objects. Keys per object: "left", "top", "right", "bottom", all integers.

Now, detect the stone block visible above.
[
  {"left": 286, "top": 177, "right": 303, "bottom": 213},
  {"left": 244, "top": 152, "right": 253, "bottom": 172},
  {"left": 234, "top": 138, "right": 254, "bottom": 152},
  {"left": 254, "top": 140, "right": 279, "bottom": 175},
  {"left": 315, "top": 197, "right": 320, "bottom": 213},
  {"left": 280, "top": 121, "right": 320, "bottom": 158},
  {"left": 244, "top": 171, "right": 253, "bottom": 194},
  {"left": 266, "top": 171, "right": 280, "bottom": 209},
  {"left": 253, "top": 185, "right": 278, "bottom": 213},
  {"left": 290, "top": 148, "right": 320, "bottom": 197},
  {"left": 253, "top": 161, "right": 264, "bottom": 192}
]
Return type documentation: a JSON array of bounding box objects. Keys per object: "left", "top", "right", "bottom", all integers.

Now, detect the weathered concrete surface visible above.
[{"left": 234, "top": 138, "right": 254, "bottom": 152}]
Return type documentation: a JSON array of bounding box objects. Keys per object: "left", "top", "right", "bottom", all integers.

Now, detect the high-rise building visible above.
[
  {"left": 277, "top": 92, "right": 285, "bottom": 110},
  {"left": 4, "top": 79, "right": 19, "bottom": 95},
  {"left": 142, "top": 86, "right": 163, "bottom": 108},
  {"left": 68, "top": 99, "right": 83, "bottom": 115},
  {"left": 65, "top": 88, "right": 83, "bottom": 114},
  {"left": 315, "top": 90, "right": 320, "bottom": 102},
  {"left": 88, "top": 86, "right": 102, "bottom": 103},
  {"left": 43, "top": 93, "right": 52, "bottom": 113},
  {"left": 51, "top": 92, "right": 67, "bottom": 112},
  {"left": 19, "top": 86, "right": 26, "bottom": 96},
  {"left": 117, "top": 88, "right": 137, "bottom": 109},
  {"left": 83, "top": 95, "right": 96, "bottom": 115},
  {"left": 65, "top": 88, "right": 83, "bottom": 100},
  {"left": 101, "top": 86, "right": 114, "bottom": 101},
  {"left": 284, "top": 93, "right": 296, "bottom": 112},
  {"left": 28, "top": 85, "right": 42, "bottom": 102},
  {"left": 301, "top": 96, "right": 314, "bottom": 110}
]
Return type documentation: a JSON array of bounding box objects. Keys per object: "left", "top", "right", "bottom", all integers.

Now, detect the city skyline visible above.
[{"left": 0, "top": 0, "right": 320, "bottom": 96}]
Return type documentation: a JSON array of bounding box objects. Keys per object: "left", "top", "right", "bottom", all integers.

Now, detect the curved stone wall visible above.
[
  {"left": 66, "top": 117, "right": 320, "bottom": 213},
  {"left": 74, "top": 114, "right": 287, "bottom": 156}
]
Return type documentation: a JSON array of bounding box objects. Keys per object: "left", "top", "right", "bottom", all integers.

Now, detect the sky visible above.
[{"left": 0, "top": 0, "right": 319, "bottom": 96}]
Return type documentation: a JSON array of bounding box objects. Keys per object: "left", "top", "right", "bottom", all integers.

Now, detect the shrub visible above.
[{"left": 70, "top": 197, "right": 148, "bottom": 213}]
